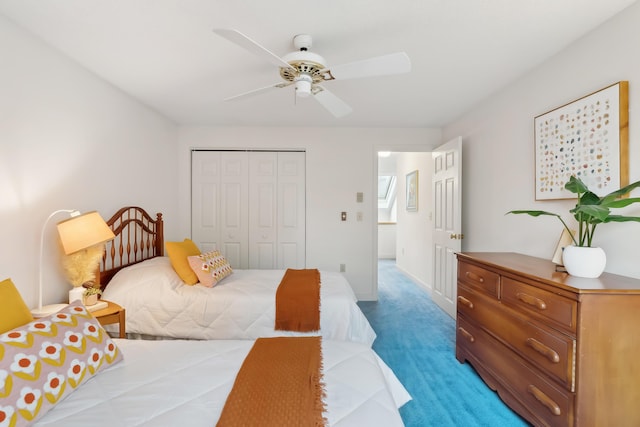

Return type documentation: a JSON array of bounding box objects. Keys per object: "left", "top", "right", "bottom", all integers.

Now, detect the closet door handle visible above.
[
  {"left": 516, "top": 292, "right": 547, "bottom": 310},
  {"left": 457, "top": 296, "right": 474, "bottom": 309},
  {"left": 458, "top": 327, "right": 475, "bottom": 343},
  {"left": 527, "top": 385, "right": 561, "bottom": 416},
  {"left": 526, "top": 338, "right": 560, "bottom": 363}
]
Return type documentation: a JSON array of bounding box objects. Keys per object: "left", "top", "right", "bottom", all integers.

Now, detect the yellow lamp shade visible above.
[{"left": 56, "top": 211, "right": 115, "bottom": 255}]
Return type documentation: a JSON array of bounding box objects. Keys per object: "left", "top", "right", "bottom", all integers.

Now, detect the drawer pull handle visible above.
[
  {"left": 465, "top": 271, "right": 484, "bottom": 283},
  {"left": 516, "top": 292, "right": 547, "bottom": 310},
  {"left": 457, "top": 296, "right": 474, "bottom": 309},
  {"left": 458, "top": 327, "right": 475, "bottom": 343},
  {"left": 527, "top": 384, "right": 561, "bottom": 416},
  {"left": 526, "top": 338, "right": 560, "bottom": 363}
]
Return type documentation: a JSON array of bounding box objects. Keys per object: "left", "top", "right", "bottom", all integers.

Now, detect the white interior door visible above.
[
  {"left": 432, "top": 137, "right": 462, "bottom": 318},
  {"left": 249, "top": 152, "right": 277, "bottom": 269},
  {"left": 277, "top": 152, "right": 306, "bottom": 269},
  {"left": 191, "top": 151, "right": 221, "bottom": 253},
  {"left": 219, "top": 152, "right": 249, "bottom": 268}
]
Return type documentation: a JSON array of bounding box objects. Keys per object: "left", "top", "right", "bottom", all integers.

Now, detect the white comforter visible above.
[
  {"left": 34, "top": 339, "right": 410, "bottom": 426},
  {"left": 101, "top": 257, "right": 377, "bottom": 345}
]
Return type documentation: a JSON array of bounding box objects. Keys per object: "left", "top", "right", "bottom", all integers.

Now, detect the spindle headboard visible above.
[{"left": 99, "top": 206, "right": 164, "bottom": 288}]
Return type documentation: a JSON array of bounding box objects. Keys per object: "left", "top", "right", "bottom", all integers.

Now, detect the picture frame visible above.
[
  {"left": 551, "top": 228, "right": 576, "bottom": 267},
  {"left": 406, "top": 170, "right": 418, "bottom": 211},
  {"left": 534, "top": 81, "right": 629, "bottom": 200}
]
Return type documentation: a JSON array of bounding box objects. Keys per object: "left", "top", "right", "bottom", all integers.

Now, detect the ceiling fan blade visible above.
[
  {"left": 224, "top": 82, "right": 292, "bottom": 102},
  {"left": 213, "top": 28, "right": 294, "bottom": 70},
  {"left": 313, "top": 86, "right": 353, "bottom": 118},
  {"left": 324, "top": 52, "right": 411, "bottom": 80}
]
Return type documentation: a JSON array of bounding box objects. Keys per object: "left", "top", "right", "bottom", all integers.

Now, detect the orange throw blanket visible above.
[
  {"left": 217, "top": 336, "right": 326, "bottom": 427},
  {"left": 275, "top": 268, "right": 321, "bottom": 332}
]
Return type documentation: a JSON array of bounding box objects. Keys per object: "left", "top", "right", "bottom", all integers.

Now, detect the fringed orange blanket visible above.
[
  {"left": 217, "top": 336, "right": 326, "bottom": 427},
  {"left": 275, "top": 268, "right": 321, "bottom": 332}
]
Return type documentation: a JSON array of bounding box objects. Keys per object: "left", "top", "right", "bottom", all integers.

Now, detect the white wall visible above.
[
  {"left": 177, "top": 127, "right": 441, "bottom": 299},
  {"left": 0, "top": 15, "right": 179, "bottom": 308},
  {"left": 395, "top": 152, "right": 433, "bottom": 288},
  {"left": 443, "top": 2, "right": 640, "bottom": 279},
  {"left": 377, "top": 223, "right": 397, "bottom": 259}
]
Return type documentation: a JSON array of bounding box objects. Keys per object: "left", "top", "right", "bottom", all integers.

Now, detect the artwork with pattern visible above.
[{"left": 534, "top": 82, "right": 628, "bottom": 200}]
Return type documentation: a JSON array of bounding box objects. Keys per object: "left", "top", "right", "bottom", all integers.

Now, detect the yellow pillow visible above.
[
  {"left": 0, "top": 277, "right": 34, "bottom": 333},
  {"left": 165, "top": 238, "right": 201, "bottom": 285}
]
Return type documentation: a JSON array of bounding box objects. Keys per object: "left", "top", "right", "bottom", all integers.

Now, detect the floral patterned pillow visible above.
[
  {"left": 0, "top": 301, "right": 122, "bottom": 426},
  {"left": 188, "top": 250, "right": 233, "bottom": 287}
]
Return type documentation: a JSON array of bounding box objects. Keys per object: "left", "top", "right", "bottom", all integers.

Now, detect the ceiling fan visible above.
[{"left": 212, "top": 29, "right": 411, "bottom": 118}]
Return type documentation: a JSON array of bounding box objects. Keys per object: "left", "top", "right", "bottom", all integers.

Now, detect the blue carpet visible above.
[{"left": 358, "top": 260, "right": 529, "bottom": 427}]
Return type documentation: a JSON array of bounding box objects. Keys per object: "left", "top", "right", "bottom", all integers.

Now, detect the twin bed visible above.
[
  {"left": 0, "top": 206, "right": 410, "bottom": 426},
  {"left": 99, "top": 206, "right": 377, "bottom": 345}
]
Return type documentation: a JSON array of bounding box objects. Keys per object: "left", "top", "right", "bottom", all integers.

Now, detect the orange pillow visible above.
[
  {"left": 0, "top": 277, "right": 34, "bottom": 333},
  {"left": 165, "top": 238, "right": 201, "bottom": 285}
]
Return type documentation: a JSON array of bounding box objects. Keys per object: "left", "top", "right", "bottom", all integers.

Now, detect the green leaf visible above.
[
  {"left": 565, "top": 176, "right": 589, "bottom": 194},
  {"left": 603, "top": 215, "right": 640, "bottom": 223},
  {"left": 578, "top": 191, "right": 601, "bottom": 206},
  {"left": 602, "top": 197, "right": 640, "bottom": 209},
  {"left": 506, "top": 210, "right": 560, "bottom": 218},
  {"left": 602, "top": 180, "right": 640, "bottom": 199},
  {"left": 573, "top": 205, "right": 610, "bottom": 222}
]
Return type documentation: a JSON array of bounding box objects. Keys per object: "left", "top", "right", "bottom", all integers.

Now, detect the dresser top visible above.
[{"left": 457, "top": 252, "right": 640, "bottom": 293}]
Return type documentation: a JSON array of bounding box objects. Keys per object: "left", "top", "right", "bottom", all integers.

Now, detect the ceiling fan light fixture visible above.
[{"left": 295, "top": 74, "right": 312, "bottom": 98}]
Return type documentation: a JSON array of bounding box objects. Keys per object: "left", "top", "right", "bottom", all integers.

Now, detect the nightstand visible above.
[{"left": 91, "top": 300, "right": 126, "bottom": 338}]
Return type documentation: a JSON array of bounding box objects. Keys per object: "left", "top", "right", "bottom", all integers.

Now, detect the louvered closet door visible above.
[{"left": 192, "top": 150, "right": 305, "bottom": 270}]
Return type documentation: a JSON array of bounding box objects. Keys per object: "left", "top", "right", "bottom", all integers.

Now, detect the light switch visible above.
[
  {"left": 356, "top": 192, "right": 364, "bottom": 203},
  {"left": 341, "top": 211, "right": 347, "bottom": 221}
]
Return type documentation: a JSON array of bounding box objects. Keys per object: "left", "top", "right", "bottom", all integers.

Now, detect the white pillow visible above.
[{"left": 101, "top": 257, "right": 184, "bottom": 300}]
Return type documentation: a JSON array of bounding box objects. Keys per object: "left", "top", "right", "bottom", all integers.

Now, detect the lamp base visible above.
[{"left": 31, "top": 303, "right": 68, "bottom": 319}]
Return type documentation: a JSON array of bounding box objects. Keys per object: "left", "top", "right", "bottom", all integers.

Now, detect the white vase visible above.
[
  {"left": 562, "top": 245, "right": 606, "bottom": 278},
  {"left": 69, "top": 286, "right": 84, "bottom": 303}
]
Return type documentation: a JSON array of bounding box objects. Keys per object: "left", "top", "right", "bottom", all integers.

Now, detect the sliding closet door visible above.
[{"left": 192, "top": 150, "right": 305, "bottom": 270}]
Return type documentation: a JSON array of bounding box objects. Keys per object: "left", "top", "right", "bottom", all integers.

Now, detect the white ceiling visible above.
[{"left": 0, "top": 0, "right": 636, "bottom": 128}]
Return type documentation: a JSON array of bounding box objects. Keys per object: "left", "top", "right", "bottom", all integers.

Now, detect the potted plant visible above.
[
  {"left": 508, "top": 175, "right": 640, "bottom": 278},
  {"left": 82, "top": 282, "right": 102, "bottom": 306}
]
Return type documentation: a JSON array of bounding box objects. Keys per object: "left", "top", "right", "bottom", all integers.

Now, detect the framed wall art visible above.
[
  {"left": 534, "top": 81, "right": 628, "bottom": 200},
  {"left": 406, "top": 170, "right": 418, "bottom": 211}
]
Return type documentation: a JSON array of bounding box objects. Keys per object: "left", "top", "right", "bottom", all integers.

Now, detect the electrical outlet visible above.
[
  {"left": 356, "top": 211, "right": 363, "bottom": 221},
  {"left": 340, "top": 264, "right": 346, "bottom": 272},
  {"left": 356, "top": 192, "right": 363, "bottom": 203},
  {"left": 341, "top": 211, "right": 347, "bottom": 221}
]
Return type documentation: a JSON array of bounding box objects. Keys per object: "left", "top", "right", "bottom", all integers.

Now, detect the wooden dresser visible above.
[{"left": 455, "top": 252, "right": 640, "bottom": 427}]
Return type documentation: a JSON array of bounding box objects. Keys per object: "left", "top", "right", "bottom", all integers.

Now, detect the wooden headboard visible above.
[{"left": 99, "top": 206, "right": 164, "bottom": 288}]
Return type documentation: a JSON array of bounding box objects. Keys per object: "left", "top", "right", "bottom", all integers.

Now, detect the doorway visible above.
[{"left": 375, "top": 150, "right": 433, "bottom": 298}]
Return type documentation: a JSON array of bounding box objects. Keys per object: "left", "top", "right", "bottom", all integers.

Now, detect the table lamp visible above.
[{"left": 31, "top": 210, "right": 115, "bottom": 318}]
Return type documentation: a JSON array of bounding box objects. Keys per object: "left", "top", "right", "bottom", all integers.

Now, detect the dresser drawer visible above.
[
  {"left": 502, "top": 277, "right": 577, "bottom": 333},
  {"left": 458, "top": 285, "right": 575, "bottom": 390},
  {"left": 458, "top": 261, "right": 500, "bottom": 297},
  {"left": 457, "top": 317, "right": 574, "bottom": 427}
]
